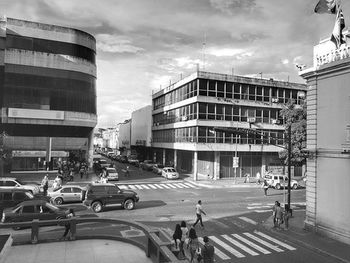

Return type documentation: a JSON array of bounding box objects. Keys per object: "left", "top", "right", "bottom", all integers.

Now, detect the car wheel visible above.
[
  {"left": 292, "top": 183, "right": 298, "bottom": 190},
  {"left": 92, "top": 201, "right": 103, "bottom": 213},
  {"left": 54, "top": 197, "right": 64, "bottom": 205},
  {"left": 275, "top": 183, "right": 281, "bottom": 190},
  {"left": 124, "top": 199, "right": 135, "bottom": 210}
]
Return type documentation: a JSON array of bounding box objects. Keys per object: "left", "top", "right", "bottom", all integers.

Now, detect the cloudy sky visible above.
[{"left": 1, "top": 0, "right": 349, "bottom": 127}]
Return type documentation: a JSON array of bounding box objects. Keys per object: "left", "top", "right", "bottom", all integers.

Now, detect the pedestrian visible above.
[
  {"left": 193, "top": 200, "right": 206, "bottom": 228},
  {"left": 41, "top": 174, "right": 49, "bottom": 196},
  {"left": 262, "top": 179, "right": 269, "bottom": 196},
  {"left": 274, "top": 202, "right": 283, "bottom": 229},
  {"left": 272, "top": 201, "right": 279, "bottom": 226},
  {"left": 61, "top": 208, "right": 75, "bottom": 240},
  {"left": 188, "top": 227, "right": 199, "bottom": 263},
  {"left": 179, "top": 221, "right": 189, "bottom": 259},
  {"left": 256, "top": 171, "right": 261, "bottom": 184},
  {"left": 125, "top": 166, "right": 130, "bottom": 177},
  {"left": 172, "top": 223, "right": 182, "bottom": 250},
  {"left": 201, "top": 236, "right": 215, "bottom": 263}
]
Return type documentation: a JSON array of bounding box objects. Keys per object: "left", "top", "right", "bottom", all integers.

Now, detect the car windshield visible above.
[
  {"left": 167, "top": 168, "right": 176, "bottom": 173},
  {"left": 15, "top": 179, "right": 25, "bottom": 185},
  {"left": 100, "top": 160, "right": 107, "bottom": 164},
  {"left": 107, "top": 168, "right": 117, "bottom": 173}
]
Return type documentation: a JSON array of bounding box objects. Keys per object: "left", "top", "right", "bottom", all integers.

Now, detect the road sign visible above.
[{"left": 233, "top": 157, "right": 239, "bottom": 168}]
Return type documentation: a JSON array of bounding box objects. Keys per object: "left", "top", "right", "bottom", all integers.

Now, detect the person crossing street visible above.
[{"left": 193, "top": 200, "right": 206, "bottom": 228}]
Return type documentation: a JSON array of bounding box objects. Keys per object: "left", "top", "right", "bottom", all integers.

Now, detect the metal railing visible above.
[{"left": 0, "top": 218, "right": 187, "bottom": 263}]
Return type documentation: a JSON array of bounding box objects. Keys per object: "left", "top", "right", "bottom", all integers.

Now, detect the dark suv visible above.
[{"left": 83, "top": 183, "right": 139, "bottom": 213}]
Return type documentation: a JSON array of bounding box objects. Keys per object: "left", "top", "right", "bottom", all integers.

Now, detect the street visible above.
[{"left": 4, "top": 165, "right": 338, "bottom": 263}]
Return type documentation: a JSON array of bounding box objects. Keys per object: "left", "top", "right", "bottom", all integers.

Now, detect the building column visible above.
[
  {"left": 174, "top": 149, "right": 177, "bottom": 169},
  {"left": 213, "top": 151, "right": 220, "bottom": 180},
  {"left": 193, "top": 151, "right": 198, "bottom": 181},
  {"left": 162, "top": 149, "right": 166, "bottom": 165},
  {"left": 261, "top": 155, "right": 267, "bottom": 177},
  {"left": 86, "top": 130, "right": 94, "bottom": 168},
  {"left": 45, "top": 137, "right": 52, "bottom": 170}
]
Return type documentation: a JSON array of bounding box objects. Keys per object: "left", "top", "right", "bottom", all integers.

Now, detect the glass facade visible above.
[
  {"left": 3, "top": 66, "right": 96, "bottom": 114},
  {"left": 153, "top": 127, "right": 285, "bottom": 145},
  {"left": 6, "top": 34, "right": 96, "bottom": 63}
]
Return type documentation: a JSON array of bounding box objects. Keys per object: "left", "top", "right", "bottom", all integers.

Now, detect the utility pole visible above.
[{"left": 287, "top": 124, "right": 292, "bottom": 210}]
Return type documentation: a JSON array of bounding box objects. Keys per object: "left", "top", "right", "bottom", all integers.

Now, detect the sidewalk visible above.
[{"left": 262, "top": 209, "right": 350, "bottom": 263}]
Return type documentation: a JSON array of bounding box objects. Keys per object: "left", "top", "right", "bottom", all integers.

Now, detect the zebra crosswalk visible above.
[
  {"left": 247, "top": 202, "right": 306, "bottom": 213},
  {"left": 199, "top": 230, "right": 296, "bottom": 260},
  {"left": 116, "top": 182, "right": 200, "bottom": 190}
]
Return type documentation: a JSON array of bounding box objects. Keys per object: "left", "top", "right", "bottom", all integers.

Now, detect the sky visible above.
[{"left": 1, "top": 0, "right": 350, "bottom": 128}]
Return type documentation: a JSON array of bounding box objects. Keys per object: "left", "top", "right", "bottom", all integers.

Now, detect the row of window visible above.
[
  {"left": 153, "top": 127, "right": 286, "bottom": 145},
  {"left": 153, "top": 103, "right": 284, "bottom": 126},
  {"left": 7, "top": 34, "right": 96, "bottom": 64},
  {"left": 153, "top": 78, "right": 305, "bottom": 110}
]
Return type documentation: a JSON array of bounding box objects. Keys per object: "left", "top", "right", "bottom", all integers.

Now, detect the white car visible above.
[
  {"left": 0, "top": 177, "right": 40, "bottom": 194},
  {"left": 264, "top": 174, "right": 299, "bottom": 190},
  {"left": 105, "top": 167, "right": 119, "bottom": 181},
  {"left": 161, "top": 167, "right": 179, "bottom": 180},
  {"left": 48, "top": 185, "right": 85, "bottom": 205}
]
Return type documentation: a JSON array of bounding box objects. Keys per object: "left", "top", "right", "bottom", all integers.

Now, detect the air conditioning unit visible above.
[
  {"left": 181, "top": 116, "right": 188, "bottom": 121},
  {"left": 271, "top": 119, "right": 280, "bottom": 124},
  {"left": 272, "top": 98, "right": 279, "bottom": 103}
]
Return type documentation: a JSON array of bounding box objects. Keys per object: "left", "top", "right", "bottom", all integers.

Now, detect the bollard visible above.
[
  {"left": 70, "top": 218, "right": 76, "bottom": 240},
  {"left": 31, "top": 219, "right": 39, "bottom": 244}
]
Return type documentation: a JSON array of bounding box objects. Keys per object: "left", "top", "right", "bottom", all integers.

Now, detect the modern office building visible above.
[
  {"left": 300, "top": 35, "right": 350, "bottom": 244},
  {"left": 152, "top": 71, "right": 306, "bottom": 180},
  {"left": 0, "top": 16, "right": 97, "bottom": 172}
]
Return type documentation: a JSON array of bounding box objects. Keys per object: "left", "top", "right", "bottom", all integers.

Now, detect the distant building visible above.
[
  {"left": 118, "top": 119, "right": 131, "bottom": 156},
  {"left": 131, "top": 105, "right": 152, "bottom": 160},
  {"left": 300, "top": 34, "right": 350, "bottom": 244},
  {"left": 0, "top": 16, "right": 97, "bottom": 172},
  {"left": 152, "top": 71, "right": 306, "bottom": 179}
]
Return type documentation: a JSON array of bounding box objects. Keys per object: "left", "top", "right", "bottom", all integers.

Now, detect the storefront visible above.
[{"left": 11, "top": 150, "right": 69, "bottom": 171}]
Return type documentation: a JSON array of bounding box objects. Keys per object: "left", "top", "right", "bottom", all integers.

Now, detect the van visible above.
[{"left": 264, "top": 174, "right": 299, "bottom": 190}]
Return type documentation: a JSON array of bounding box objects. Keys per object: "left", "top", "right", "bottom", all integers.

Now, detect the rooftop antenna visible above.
[{"left": 202, "top": 32, "right": 206, "bottom": 70}]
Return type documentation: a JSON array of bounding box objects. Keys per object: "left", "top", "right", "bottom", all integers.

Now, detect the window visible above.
[
  {"left": 264, "top": 87, "right": 270, "bottom": 102},
  {"left": 233, "top": 106, "right": 239, "bottom": 121},
  {"left": 5, "top": 181, "right": 17, "bottom": 187},
  {"left": 263, "top": 110, "right": 269, "bottom": 123},
  {"left": 208, "top": 80, "right": 216, "bottom": 97},
  {"left": 22, "top": 205, "right": 35, "bottom": 213},
  {"left": 217, "top": 81, "right": 224, "bottom": 98},
  {"left": 208, "top": 104, "right": 215, "bottom": 120},
  {"left": 285, "top": 89, "right": 291, "bottom": 103},
  {"left": 216, "top": 105, "right": 224, "bottom": 120},
  {"left": 13, "top": 192, "right": 27, "bottom": 201},
  {"left": 199, "top": 103, "right": 207, "bottom": 119},
  {"left": 199, "top": 79, "right": 207, "bottom": 96},
  {"left": 241, "top": 84, "right": 248, "bottom": 100},
  {"left": 234, "top": 84, "right": 240, "bottom": 99},
  {"left": 198, "top": 127, "right": 206, "bottom": 143},
  {"left": 61, "top": 188, "right": 72, "bottom": 193},
  {"left": 224, "top": 105, "right": 232, "bottom": 121},
  {"left": 226, "top": 82, "right": 233, "bottom": 98},
  {"left": 256, "top": 86, "right": 263, "bottom": 101},
  {"left": 249, "top": 86, "right": 256, "bottom": 101},
  {"left": 3, "top": 193, "right": 12, "bottom": 201},
  {"left": 256, "top": 108, "right": 262, "bottom": 123},
  {"left": 241, "top": 107, "right": 248, "bottom": 122}
]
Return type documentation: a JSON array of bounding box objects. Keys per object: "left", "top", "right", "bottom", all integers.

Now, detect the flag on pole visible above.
[
  {"left": 330, "top": 8, "right": 346, "bottom": 49},
  {"left": 314, "top": 0, "right": 337, "bottom": 14}
]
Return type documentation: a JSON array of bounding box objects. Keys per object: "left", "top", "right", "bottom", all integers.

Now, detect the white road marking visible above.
[
  {"left": 255, "top": 231, "right": 296, "bottom": 250},
  {"left": 167, "top": 184, "right": 177, "bottom": 189},
  {"left": 198, "top": 237, "right": 231, "bottom": 260},
  {"left": 173, "top": 183, "right": 184, "bottom": 188},
  {"left": 147, "top": 184, "right": 158, "bottom": 189},
  {"left": 243, "top": 233, "right": 284, "bottom": 252},
  {"left": 183, "top": 183, "right": 198, "bottom": 188},
  {"left": 140, "top": 184, "right": 150, "bottom": 189},
  {"left": 232, "top": 234, "right": 271, "bottom": 254},
  {"left": 153, "top": 184, "right": 164, "bottom": 189},
  {"left": 128, "top": 185, "right": 137, "bottom": 190},
  {"left": 134, "top": 185, "right": 143, "bottom": 189},
  {"left": 159, "top": 184, "right": 171, "bottom": 189},
  {"left": 238, "top": 217, "right": 258, "bottom": 225},
  {"left": 222, "top": 235, "right": 259, "bottom": 256},
  {"left": 176, "top": 183, "right": 190, "bottom": 188},
  {"left": 209, "top": 236, "right": 245, "bottom": 258}
]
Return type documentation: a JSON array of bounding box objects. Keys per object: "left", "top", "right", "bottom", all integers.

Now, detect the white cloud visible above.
[
  {"left": 281, "top": 59, "right": 289, "bottom": 65},
  {"left": 96, "top": 34, "right": 144, "bottom": 53}
]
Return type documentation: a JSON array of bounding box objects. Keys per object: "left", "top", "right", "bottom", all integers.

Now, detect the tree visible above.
[{"left": 279, "top": 101, "right": 307, "bottom": 166}]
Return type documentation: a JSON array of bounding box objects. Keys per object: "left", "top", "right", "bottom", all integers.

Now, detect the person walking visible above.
[
  {"left": 193, "top": 200, "right": 206, "bottom": 228},
  {"left": 61, "top": 208, "right": 75, "bottom": 240},
  {"left": 188, "top": 227, "right": 200, "bottom": 263},
  {"left": 201, "top": 236, "right": 215, "bottom": 263},
  {"left": 274, "top": 202, "right": 283, "bottom": 229},
  {"left": 179, "top": 221, "right": 189, "bottom": 259},
  {"left": 272, "top": 201, "right": 279, "bottom": 226},
  {"left": 262, "top": 179, "right": 269, "bottom": 196},
  {"left": 172, "top": 223, "right": 182, "bottom": 250},
  {"left": 41, "top": 175, "right": 49, "bottom": 196}
]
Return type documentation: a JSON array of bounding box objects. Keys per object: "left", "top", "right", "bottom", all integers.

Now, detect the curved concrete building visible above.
[{"left": 0, "top": 16, "right": 97, "bottom": 172}]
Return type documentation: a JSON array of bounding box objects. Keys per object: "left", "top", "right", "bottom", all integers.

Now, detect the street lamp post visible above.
[{"left": 287, "top": 125, "right": 292, "bottom": 211}]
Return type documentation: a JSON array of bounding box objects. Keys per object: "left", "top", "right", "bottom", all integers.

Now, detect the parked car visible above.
[
  {"left": 48, "top": 185, "right": 85, "bottom": 205},
  {"left": 1, "top": 200, "right": 69, "bottom": 226},
  {"left": 264, "top": 174, "right": 299, "bottom": 190},
  {"left": 105, "top": 167, "right": 119, "bottom": 181},
  {"left": 0, "top": 177, "right": 40, "bottom": 195},
  {"left": 152, "top": 164, "right": 164, "bottom": 175},
  {"left": 0, "top": 189, "right": 50, "bottom": 214},
  {"left": 140, "top": 160, "right": 156, "bottom": 171},
  {"left": 128, "top": 158, "right": 139, "bottom": 167},
  {"left": 83, "top": 183, "right": 139, "bottom": 213},
  {"left": 161, "top": 167, "right": 180, "bottom": 180}
]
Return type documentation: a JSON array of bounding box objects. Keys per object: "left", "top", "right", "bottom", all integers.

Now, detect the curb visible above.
[{"left": 261, "top": 216, "right": 350, "bottom": 263}]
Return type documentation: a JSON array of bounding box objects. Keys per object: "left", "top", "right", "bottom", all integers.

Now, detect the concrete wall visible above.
[{"left": 118, "top": 121, "right": 131, "bottom": 151}]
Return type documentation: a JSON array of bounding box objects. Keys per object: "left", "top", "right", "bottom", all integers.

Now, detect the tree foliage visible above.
[{"left": 279, "top": 101, "right": 307, "bottom": 165}]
